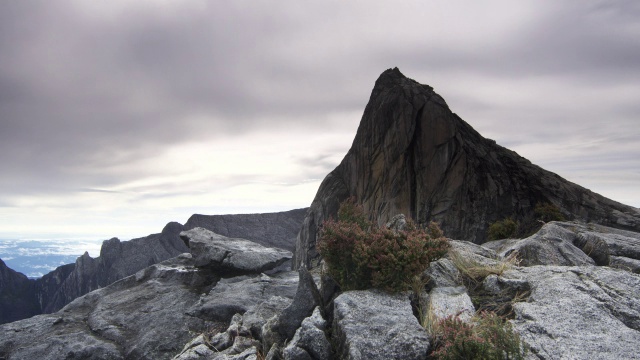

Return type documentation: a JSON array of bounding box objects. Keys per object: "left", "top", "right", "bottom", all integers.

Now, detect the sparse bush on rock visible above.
[
  {"left": 317, "top": 198, "right": 449, "bottom": 292},
  {"left": 488, "top": 203, "right": 566, "bottom": 241},
  {"left": 487, "top": 218, "right": 519, "bottom": 241},
  {"left": 429, "top": 312, "right": 527, "bottom": 360},
  {"left": 534, "top": 202, "right": 565, "bottom": 223}
]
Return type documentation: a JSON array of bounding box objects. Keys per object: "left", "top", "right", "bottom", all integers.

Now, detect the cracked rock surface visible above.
[
  {"left": 181, "top": 227, "right": 292, "bottom": 275},
  {"left": 507, "top": 265, "right": 640, "bottom": 360},
  {"left": 0, "top": 236, "right": 299, "bottom": 360},
  {"left": 0, "top": 254, "right": 214, "bottom": 360}
]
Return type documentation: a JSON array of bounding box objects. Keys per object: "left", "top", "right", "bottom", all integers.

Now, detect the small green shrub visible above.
[
  {"left": 430, "top": 312, "right": 527, "bottom": 360},
  {"left": 317, "top": 198, "right": 449, "bottom": 292},
  {"left": 487, "top": 218, "right": 519, "bottom": 241},
  {"left": 534, "top": 202, "right": 565, "bottom": 222}
]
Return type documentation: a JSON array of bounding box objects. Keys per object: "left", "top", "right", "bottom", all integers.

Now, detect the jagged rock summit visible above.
[{"left": 294, "top": 67, "right": 640, "bottom": 269}]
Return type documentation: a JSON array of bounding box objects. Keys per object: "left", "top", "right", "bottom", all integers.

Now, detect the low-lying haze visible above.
[{"left": 1, "top": 1, "right": 638, "bottom": 243}]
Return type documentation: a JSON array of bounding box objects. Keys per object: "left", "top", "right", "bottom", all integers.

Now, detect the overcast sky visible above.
[{"left": 1, "top": 0, "right": 638, "bottom": 243}]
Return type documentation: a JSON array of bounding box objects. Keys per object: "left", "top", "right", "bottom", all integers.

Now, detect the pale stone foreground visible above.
[{"left": 0, "top": 220, "right": 639, "bottom": 359}]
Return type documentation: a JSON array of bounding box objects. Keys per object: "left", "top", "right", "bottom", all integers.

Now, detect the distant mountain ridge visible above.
[
  {"left": 0, "top": 208, "right": 307, "bottom": 324},
  {"left": 293, "top": 67, "right": 640, "bottom": 269}
]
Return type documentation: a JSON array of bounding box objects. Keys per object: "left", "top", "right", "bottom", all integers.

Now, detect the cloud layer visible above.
[{"left": 1, "top": 0, "right": 638, "bottom": 240}]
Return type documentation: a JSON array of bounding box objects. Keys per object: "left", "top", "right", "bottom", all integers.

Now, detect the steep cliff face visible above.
[
  {"left": 0, "top": 259, "right": 40, "bottom": 324},
  {"left": 294, "top": 68, "right": 640, "bottom": 269}
]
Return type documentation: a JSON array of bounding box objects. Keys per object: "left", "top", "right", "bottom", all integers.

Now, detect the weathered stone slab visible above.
[
  {"left": 333, "top": 290, "right": 429, "bottom": 360},
  {"left": 181, "top": 227, "right": 292, "bottom": 274},
  {"left": 485, "top": 223, "right": 595, "bottom": 266},
  {"left": 507, "top": 266, "right": 640, "bottom": 360},
  {"left": 428, "top": 286, "right": 475, "bottom": 322}
]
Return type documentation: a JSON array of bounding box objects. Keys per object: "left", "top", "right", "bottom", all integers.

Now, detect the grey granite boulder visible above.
[
  {"left": 188, "top": 271, "right": 298, "bottom": 323},
  {"left": 283, "top": 307, "right": 332, "bottom": 360},
  {"left": 428, "top": 286, "right": 475, "bottom": 322},
  {"left": 184, "top": 208, "right": 308, "bottom": 252},
  {"left": 424, "top": 258, "right": 463, "bottom": 289},
  {"left": 174, "top": 314, "right": 260, "bottom": 360},
  {"left": 484, "top": 222, "right": 595, "bottom": 266},
  {"left": 262, "top": 267, "right": 323, "bottom": 351},
  {"left": 333, "top": 290, "right": 429, "bottom": 360},
  {"left": 181, "top": 227, "right": 292, "bottom": 275},
  {"left": 610, "top": 256, "right": 640, "bottom": 273},
  {"left": 506, "top": 265, "right": 640, "bottom": 360}
]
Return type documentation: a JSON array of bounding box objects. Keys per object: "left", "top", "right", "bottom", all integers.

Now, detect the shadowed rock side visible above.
[
  {"left": 293, "top": 67, "right": 640, "bottom": 269},
  {"left": 183, "top": 208, "right": 308, "bottom": 251},
  {"left": 0, "top": 259, "right": 40, "bottom": 323}
]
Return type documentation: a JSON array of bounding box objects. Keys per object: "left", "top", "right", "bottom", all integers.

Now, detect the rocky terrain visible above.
[
  {"left": 293, "top": 67, "right": 640, "bottom": 269},
  {"left": 0, "top": 208, "right": 307, "bottom": 324},
  {"left": 1, "top": 219, "right": 639, "bottom": 359},
  {"left": 0, "top": 69, "right": 638, "bottom": 359}
]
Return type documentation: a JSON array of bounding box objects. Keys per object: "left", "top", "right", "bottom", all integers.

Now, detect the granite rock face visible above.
[
  {"left": 180, "top": 227, "right": 292, "bottom": 275},
  {"left": 293, "top": 67, "right": 640, "bottom": 269},
  {"left": 184, "top": 208, "right": 308, "bottom": 251},
  {"left": 0, "top": 254, "right": 214, "bottom": 360},
  {"left": 483, "top": 222, "right": 596, "bottom": 267},
  {"left": 509, "top": 265, "right": 640, "bottom": 360},
  {"left": 332, "top": 290, "right": 430, "bottom": 360},
  {"left": 0, "top": 235, "right": 300, "bottom": 360},
  {"left": 2, "top": 209, "right": 307, "bottom": 325},
  {"left": 283, "top": 307, "right": 332, "bottom": 360},
  {"left": 484, "top": 221, "right": 640, "bottom": 268}
]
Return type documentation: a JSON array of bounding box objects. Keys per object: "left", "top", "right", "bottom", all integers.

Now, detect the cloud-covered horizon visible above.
[{"left": 1, "top": 1, "right": 638, "bottom": 240}]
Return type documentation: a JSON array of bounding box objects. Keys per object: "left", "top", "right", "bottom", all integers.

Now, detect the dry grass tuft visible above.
[{"left": 449, "top": 249, "right": 520, "bottom": 283}]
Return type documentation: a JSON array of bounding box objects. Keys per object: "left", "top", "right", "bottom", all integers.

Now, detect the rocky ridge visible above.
[
  {"left": 0, "top": 229, "right": 296, "bottom": 360},
  {"left": 0, "top": 208, "right": 307, "bottom": 324},
  {"left": 293, "top": 67, "right": 640, "bottom": 269}
]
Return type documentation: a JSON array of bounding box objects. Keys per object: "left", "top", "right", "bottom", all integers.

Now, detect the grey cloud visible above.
[{"left": 0, "top": 0, "right": 638, "bottom": 220}]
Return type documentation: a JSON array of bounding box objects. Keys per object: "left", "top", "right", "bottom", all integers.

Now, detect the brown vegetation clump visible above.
[
  {"left": 317, "top": 198, "right": 449, "bottom": 292},
  {"left": 429, "top": 312, "right": 527, "bottom": 360}
]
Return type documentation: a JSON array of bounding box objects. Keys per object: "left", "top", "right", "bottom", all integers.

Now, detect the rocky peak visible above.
[
  {"left": 294, "top": 68, "right": 640, "bottom": 269},
  {"left": 0, "top": 259, "right": 39, "bottom": 324}
]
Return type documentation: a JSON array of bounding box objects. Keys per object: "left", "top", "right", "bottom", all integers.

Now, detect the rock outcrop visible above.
[
  {"left": 36, "top": 221, "right": 189, "bottom": 314},
  {"left": 423, "top": 220, "right": 640, "bottom": 360},
  {"left": 509, "top": 265, "right": 640, "bottom": 359},
  {"left": 184, "top": 208, "right": 308, "bottom": 251},
  {"left": 332, "top": 290, "right": 430, "bottom": 360},
  {"left": 484, "top": 221, "right": 640, "bottom": 269},
  {"left": 293, "top": 67, "right": 640, "bottom": 269},
  {"left": 180, "top": 227, "right": 292, "bottom": 275},
  {"left": 0, "top": 233, "right": 298, "bottom": 360},
  {"left": 1, "top": 209, "right": 307, "bottom": 325}
]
